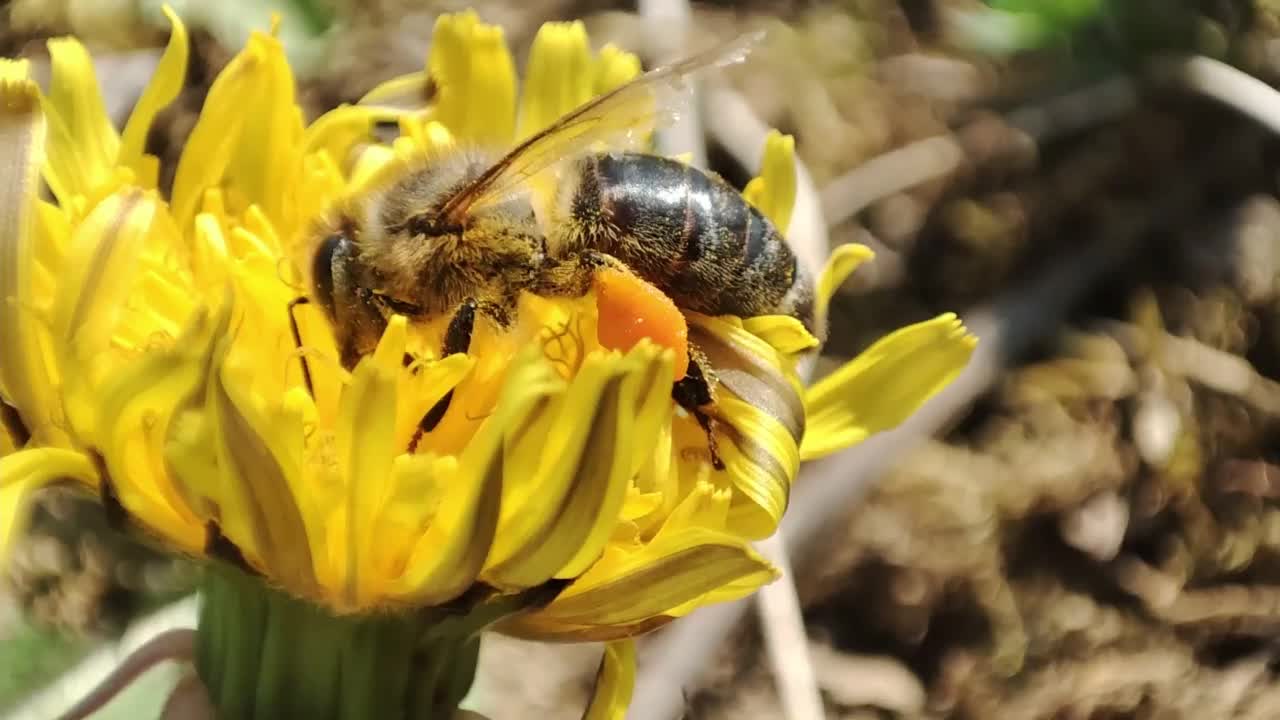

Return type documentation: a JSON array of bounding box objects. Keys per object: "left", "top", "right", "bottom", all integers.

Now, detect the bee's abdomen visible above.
[{"left": 570, "top": 153, "right": 815, "bottom": 331}]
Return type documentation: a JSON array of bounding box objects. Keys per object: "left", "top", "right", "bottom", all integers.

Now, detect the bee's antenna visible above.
[{"left": 287, "top": 297, "right": 316, "bottom": 398}]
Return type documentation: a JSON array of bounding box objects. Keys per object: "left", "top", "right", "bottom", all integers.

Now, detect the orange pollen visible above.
[{"left": 592, "top": 267, "right": 690, "bottom": 381}]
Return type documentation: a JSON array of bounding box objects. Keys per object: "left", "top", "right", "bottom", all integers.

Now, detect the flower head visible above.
[{"left": 0, "top": 7, "right": 975, "bottom": 714}]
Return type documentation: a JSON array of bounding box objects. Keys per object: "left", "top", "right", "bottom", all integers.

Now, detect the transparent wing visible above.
[{"left": 438, "top": 31, "right": 763, "bottom": 225}]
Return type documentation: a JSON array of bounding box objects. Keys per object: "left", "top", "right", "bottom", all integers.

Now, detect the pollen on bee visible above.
[{"left": 592, "top": 267, "right": 690, "bottom": 381}]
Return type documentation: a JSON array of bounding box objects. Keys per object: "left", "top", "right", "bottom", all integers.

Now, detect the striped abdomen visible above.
[{"left": 558, "top": 152, "right": 816, "bottom": 332}]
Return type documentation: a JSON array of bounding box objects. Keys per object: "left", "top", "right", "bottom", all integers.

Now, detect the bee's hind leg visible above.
[
  {"left": 409, "top": 299, "right": 479, "bottom": 452},
  {"left": 672, "top": 346, "right": 726, "bottom": 471}
]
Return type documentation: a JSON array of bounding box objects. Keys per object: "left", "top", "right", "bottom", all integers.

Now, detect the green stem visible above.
[{"left": 194, "top": 567, "right": 480, "bottom": 720}]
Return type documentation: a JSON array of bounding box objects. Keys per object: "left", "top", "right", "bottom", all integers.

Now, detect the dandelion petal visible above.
[
  {"left": 801, "top": 313, "right": 977, "bottom": 460},
  {"left": 119, "top": 7, "right": 189, "bottom": 187},
  {"left": 0, "top": 66, "right": 65, "bottom": 446},
  {"left": 742, "top": 130, "right": 797, "bottom": 233},
  {"left": 582, "top": 640, "right": 636, "bottom": 720},
  {"left": 0, "top": 449, "right": 97, "bottom": 565},
  {"left": 531, "top": 528, "right": 776, "bottom": 627}
]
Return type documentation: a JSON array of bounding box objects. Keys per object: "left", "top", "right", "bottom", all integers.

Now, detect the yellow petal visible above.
[
  {"left": 224, "top": 33, "right": 303, "bottom": 228},
  {"left": 348, "top": 143, "right": 398, "bottom": 190},
  {"left": 0, "top": 449, "right": 97, "bottom": 565},
  {"left": 531, "top": 527, "right": 776, "bottom": 627},
  {"left": 742, "top": 315, "right": 819, "bottom": 356},
  {"left": 50, "top": 189, "right": 157, "bottom": 354},
  {"left": 358, "top": 72, "right": 433, "bottom": 110},
  {"left": 44, "top": 36, "right": 121, "bottom": 199},
  {"left": 171, "top": 30, "right": 301, "bottom": 228},
  {"left": 429, "top": 11, "right": 516, "bottom": 146},
  {"left": 295, "top": 151, "right": 347, "bottom": 245},
  {"left": 582, "top": 641, "right": 636, "bottom": 720},
  {"left": 336, "top": 315, "right": 405, "bottom": 604},
  {"left": 384, "top": 417, "right": 502, "bottom": 606},
  {"left": 301, "top": 104, "right": 397, "bottom": 173},
  {"left": 208, "top": 355, "right": 316, "bottom": 591},
  {"left": 476, "top": 356, "right": 563, "bottom": 581},
  {"left": 382, "top": 347, "right": 537, "bottom": 604},
  {"left": 419, "top": 120, "right": 455, "bottom": 152},
  {"left": 518, "top": 21, "right": 592, "bottom": 139},
  {"left": 742, "top": 130, "right": 796, "bottom": 233},
  {"left": 499, "top": 614, "right": 672, "bottom": 642},
  {"left": 657, "top": 480, "right": 730, "bottom": 534},
  {"left": 0, "top": 66, "right": 66, "bottom": 447},
  {"left": 51, "top": 190, "right": 160, "bottom": 438},
  {"left": 593, "top": 45, "right": 642, "bottom": 94},
  {"left": 485, "top": 345, "right": 670, "bottom": 588},
  {"left": 101, "top": 306, "right": 227, "bottom": 552},
  {"left": 801, "top": 313, "right": 977, "bottom": 461},
  {"left": 0, "top": 420, "right": 16, "bottom": 456},
  {"left": 815, "top": 243, "right": 875, "bottom": 331},
  {"left": 394, "top": 351, "right": 474, "bottom": 450},
  {"left": 362, "top": 451, "right": 447, "bottom": 591},
  {"left": 688, "top": 316, "right": 804, "bottom": 536},
  {"left": 119, "top": 6, "right": 188, "bottom": 188},
  {"left": 715, "top": 395, "right": 799, "bottom": 538}
]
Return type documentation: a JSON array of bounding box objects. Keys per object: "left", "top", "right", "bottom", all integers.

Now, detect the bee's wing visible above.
[{"left": 438, "top": 31, "right": 763, "bottom": 225}]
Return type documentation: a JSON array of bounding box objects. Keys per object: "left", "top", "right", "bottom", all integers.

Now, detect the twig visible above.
[
  {"left": 1114, "top": 555, "right": 1280, "bottom": 626},
  {"left": 754, "top": 535, "right": 826, "bottom": 720},
  {"left": 820, "top": 136, "right": 965, "bottom": 228},
  {"left": 9, "top": 597, "right": 198, "bottom": 720},
  {"left": 820, "top": 74, "right": 1141, "bottom": 228},
  {"left": 1148, "top": 55, "right": 1280, "bottom": 137},
  {"left": 806, "top": 645, "right": 925, "bottom": 714},
  {"left": 1099, "top": 320, "right": 1280, "bottom": 416},
  {"left": 55, "top": 628, "right": 196, "bottom": 720}
]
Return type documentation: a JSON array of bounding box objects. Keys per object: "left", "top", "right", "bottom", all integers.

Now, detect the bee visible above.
[{"left": 298, "top": 32, "right": 815, "bottom": 461}]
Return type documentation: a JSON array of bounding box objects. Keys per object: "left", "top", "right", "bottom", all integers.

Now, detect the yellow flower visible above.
[{"left": 0, "top": 8, "right": 975, "bottom": 717}]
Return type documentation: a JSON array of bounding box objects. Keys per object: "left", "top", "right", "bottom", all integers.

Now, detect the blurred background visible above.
[{"left": 10, "top": 0, "right": 1280, "bottom": 718}]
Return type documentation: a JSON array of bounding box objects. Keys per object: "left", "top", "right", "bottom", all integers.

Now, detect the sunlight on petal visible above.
[
  {"left": 742, "top": 130, "right": 797, "bottom": 233},
  {"left": 802, "top": 313, "right": 977, "bottom": 460}
]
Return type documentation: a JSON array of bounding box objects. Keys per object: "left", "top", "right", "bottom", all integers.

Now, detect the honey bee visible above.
[{"left": 298, "top": 32, "right": 815, "bottom": 461}]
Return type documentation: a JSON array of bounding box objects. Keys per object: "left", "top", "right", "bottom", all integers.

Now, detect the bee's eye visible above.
[{"left": 311, "top": 233, "right": 347, "bottom": 315}]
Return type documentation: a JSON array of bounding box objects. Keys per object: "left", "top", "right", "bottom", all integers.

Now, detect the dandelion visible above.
[{"left": 0, "top": 8, "right": 975, "bottom": 718}]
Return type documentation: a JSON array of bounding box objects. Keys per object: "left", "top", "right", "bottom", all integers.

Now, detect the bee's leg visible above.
[
  {"left": 287, "top": 297, "right": 316, "bottom": 398},
  {"left": 409, "top": 299, "right": 478, "bottom": 452},
  {"left": 672, "top": 345, "right": 726, "bottom": 471}
]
